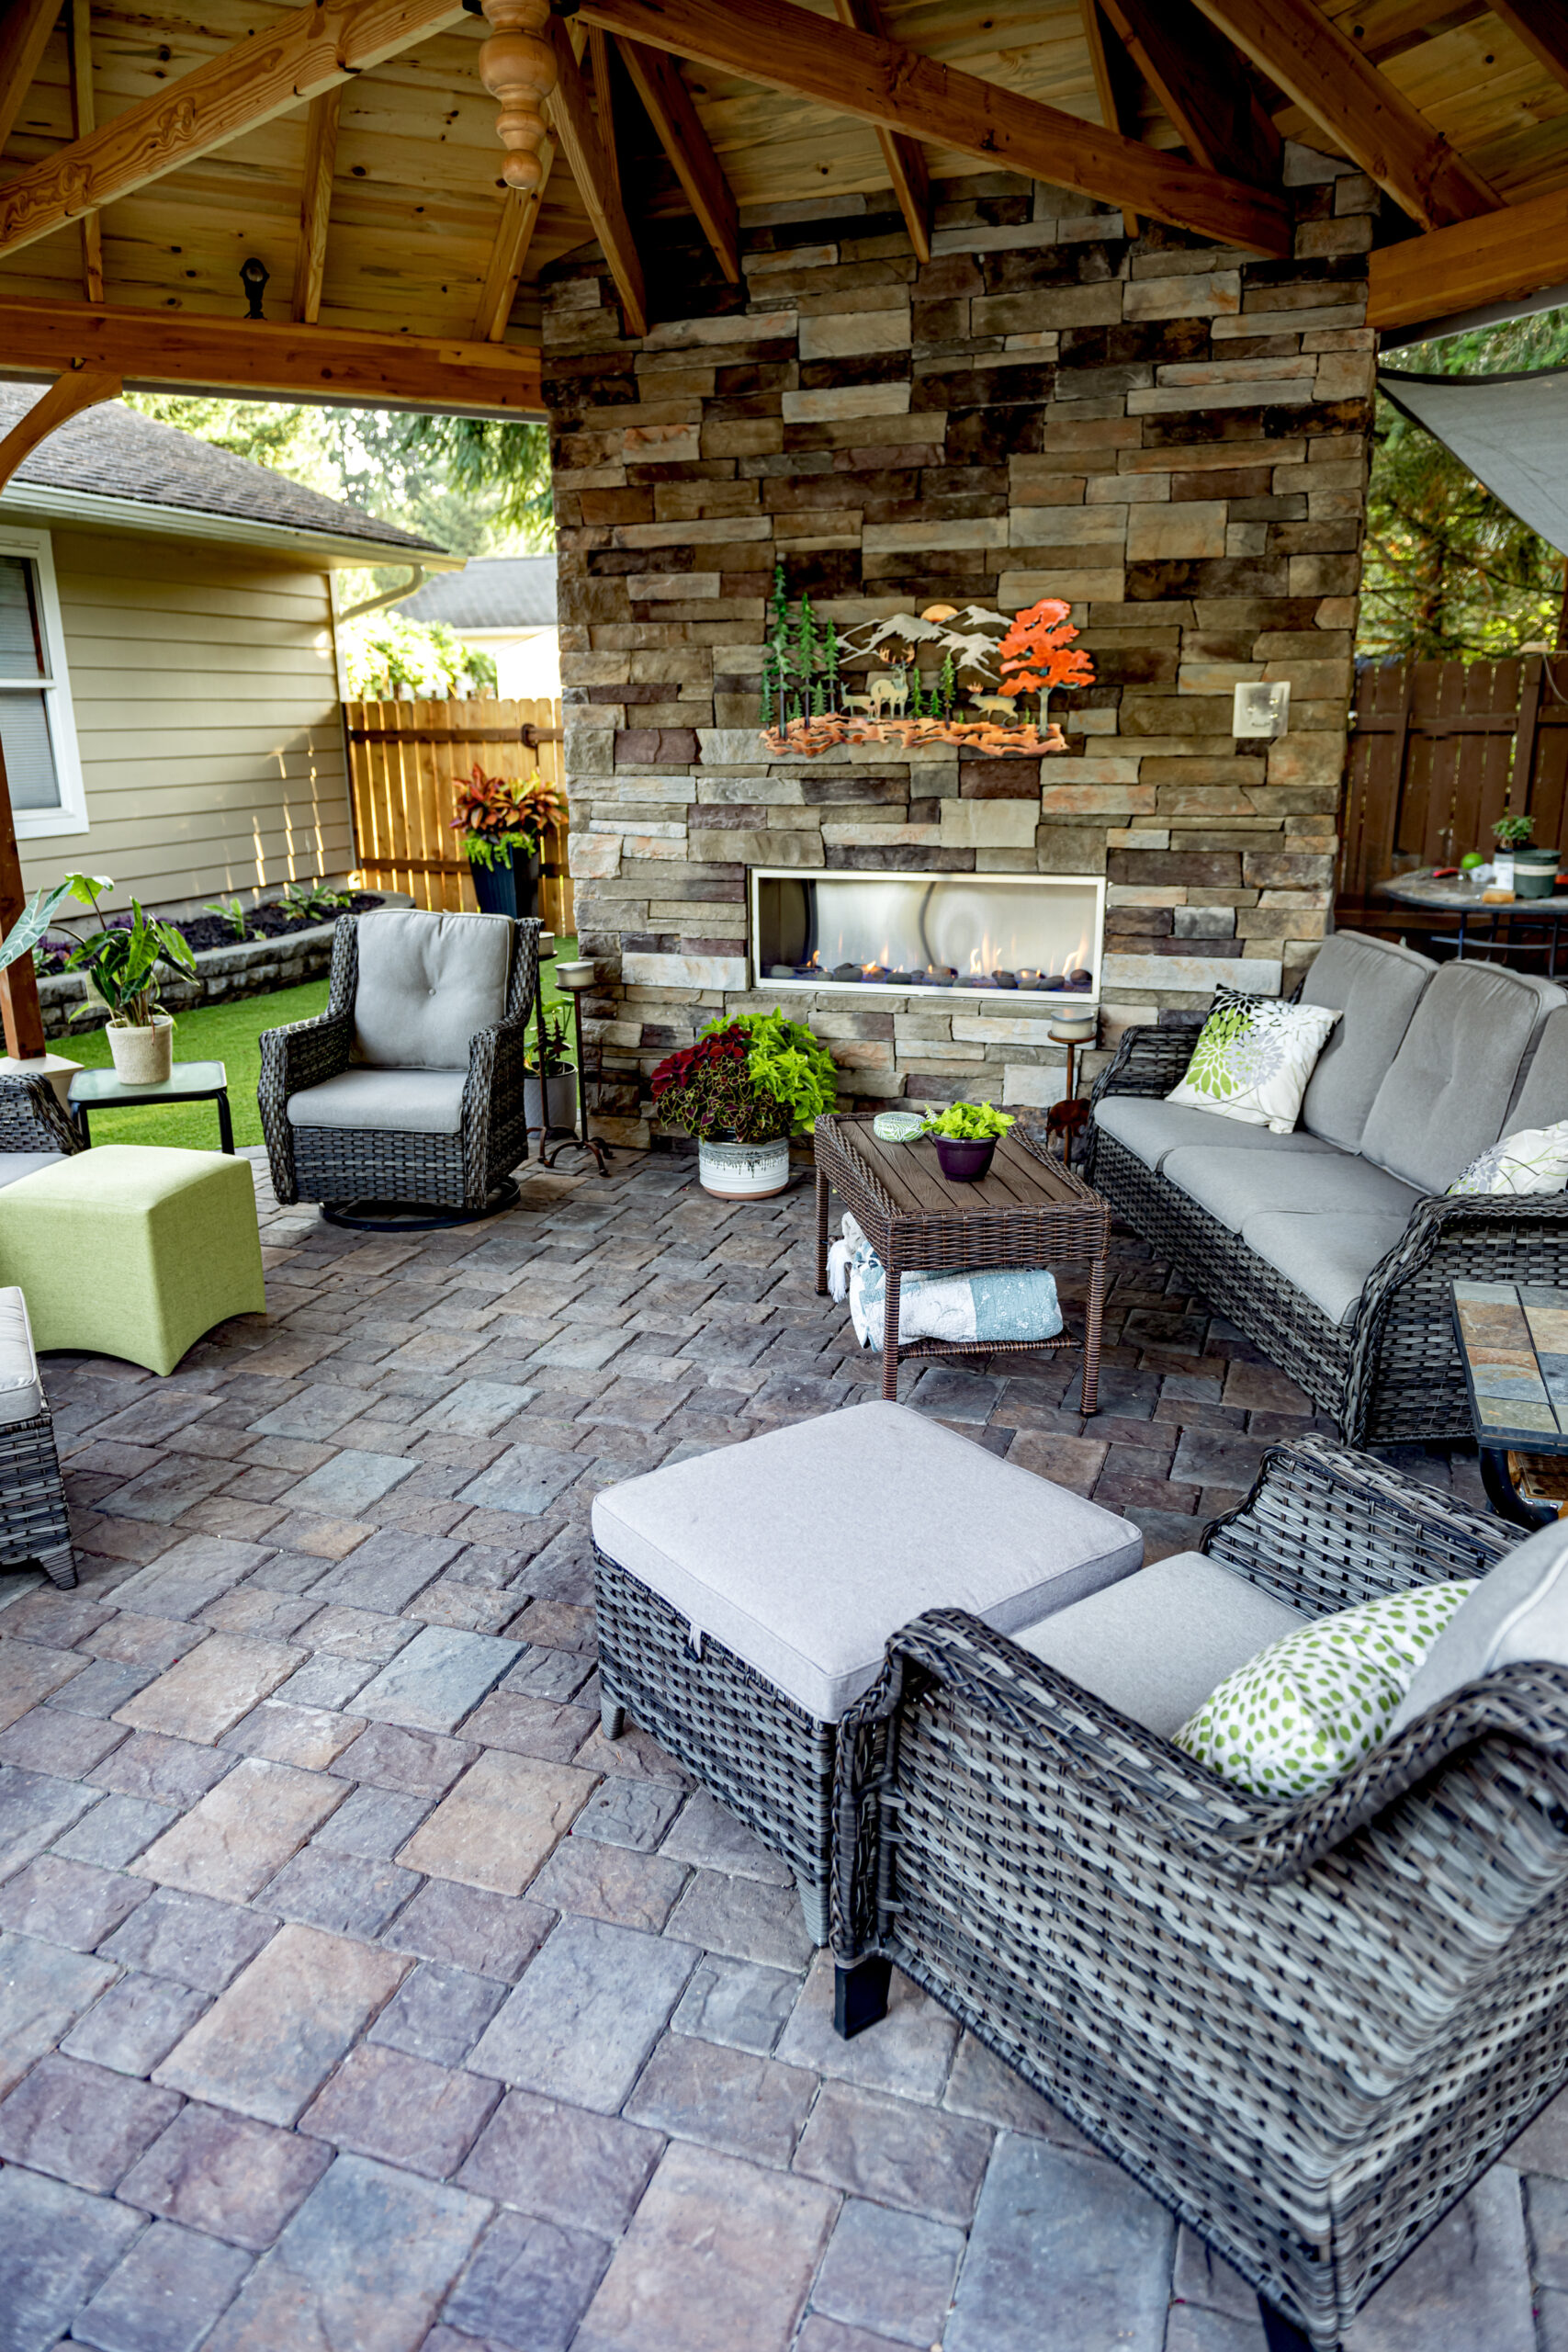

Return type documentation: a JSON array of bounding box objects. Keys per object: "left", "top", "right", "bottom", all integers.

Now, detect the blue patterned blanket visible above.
[{"left": 826, "top": 1213, "right": 1063, "bottom": 1351}]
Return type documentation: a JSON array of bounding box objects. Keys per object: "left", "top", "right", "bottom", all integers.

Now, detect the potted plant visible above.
[
  {"left": 525, "top": 1007, "right": 578, "bottom": 1134},
  {"left": 0, "top": 871, "right": 197, "bottom": 1086},
  {"left": 921, "top": 1099, "right": 1014, "bottom": 1183},
  {"left": 650, "top": 1008, "right": 837, "bottom": 1198},
  {"left": 451, "top": 765, "right": 566, "bottom": 921},
  {"left": 1492, "top": 811, "right": 1545, "bottom": 894}
]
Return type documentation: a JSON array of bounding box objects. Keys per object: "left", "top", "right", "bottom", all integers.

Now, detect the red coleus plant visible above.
[
  {"left": 649, "top": 1023, "right": 789, "bottom": 1144},
  {"left": 997, "top": 597, "right": 1096, "bottom": 711}
]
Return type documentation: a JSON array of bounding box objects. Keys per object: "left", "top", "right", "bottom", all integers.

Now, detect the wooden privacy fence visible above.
[
  {"left": 344, "top": 696, "right": 573, "bottom": 937},
  {"left": 1339, "top": 656, "right": 1568, "bottom": 905}
]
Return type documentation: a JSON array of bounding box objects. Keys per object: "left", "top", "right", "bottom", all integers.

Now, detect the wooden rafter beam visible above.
[
  {"left": 833, "top": 0, "right": 930, "bottom": 265},
  {"left": 0, "top": 0, "right": 63, "bottom": 159},
  {"left": 547, "top": 13, "right": 649, "bottom": 337},
  {"left": 586, "top": 27, "right": 621, "bottom": 215},
  {"left": 0, "top": 366, "right": 121, "bottom": 493},
  {"left": 574, "top": 0, "right": 1292, "bottom": 255},
  {"left": 1368, "top": 187, "right": 1568, "bottom": 334},
  {"left": 292, "top": 88, "right": 343, "bottom": 326},
  {"left": 619, "top": 36, "right": 739, "bottom": 280},
  {"left": 473, "top": 146, "right": 556, "bottom": 341},
  {"left": 1079, "top": 0, "right": 1138, "bottom": 240},
  {"left": 0, "top": 0, "right": 468, "bottom": 261},
  {"left": 1488, "top": 3, "right": 1568, "bottom": 94},
  {"left": 1188, "top": 0, "right": 1495, "bottom": 229},
  {"left": 67, "top": 0, "right": 103, "bottom": 304},
  {"left": 0, "top": 297, "right": 544, "bottom": 415},
  {"left": 1100, "top": 0, "right": 1280, "bottom": 192}
]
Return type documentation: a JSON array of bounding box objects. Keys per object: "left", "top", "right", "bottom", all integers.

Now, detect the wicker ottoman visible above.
[
  {"left": 0, "top": 1147, "right": 266, "bottom": 1377},
  {"left": 591, "top": 1400, "right": 1144, "bottom": 1944}
]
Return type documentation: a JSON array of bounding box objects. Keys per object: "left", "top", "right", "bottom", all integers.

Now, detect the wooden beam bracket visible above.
[
  {"left": 547, "top": 14, "right": 649, "bottom": 336},
  {"left": 619, "top": 36, "right": 740, "bottom": 280}
]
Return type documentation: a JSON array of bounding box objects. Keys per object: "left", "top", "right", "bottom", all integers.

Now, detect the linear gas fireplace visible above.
[{"left": 751, "top": 870, "right": 1105, "bottom": 1003}]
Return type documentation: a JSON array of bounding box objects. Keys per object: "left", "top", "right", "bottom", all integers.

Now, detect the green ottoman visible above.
[{"left": 0, "top": 1147, "right": 266, "bottom": 1376}]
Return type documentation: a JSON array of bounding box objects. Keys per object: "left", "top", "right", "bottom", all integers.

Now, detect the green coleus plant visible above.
[
  {"left": 699, "top": 1008, "right": 838, "bottom": 1136},
  {"left": 921, "top": 1101, "right": 1014, "bottom": 1142}
]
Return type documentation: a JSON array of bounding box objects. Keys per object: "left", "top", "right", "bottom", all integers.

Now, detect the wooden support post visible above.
[
  {"left": 293, "top": 88, "right": 343, "bottom": 325},
  {"left": 473, "top": 151, "right": 555, "bottom": 340},
  {"left": 0, "top": 737, "right": 44, "bottom": 1062},
  {"left": 68, "top": 0, "right": 103, "bottom": 303}
]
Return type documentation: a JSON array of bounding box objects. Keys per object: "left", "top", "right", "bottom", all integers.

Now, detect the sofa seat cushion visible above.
[
  {"left": 0, "top": 1285, "right": 43, "bottom": 1424},
  {"left": 352, "top": 908, "right": 513, "bottom": 1071},
  {"left": 1239, "top": 1208, "right": 1414, "bottom": 1327},
  {"left": 591, "top": 1399, "right": 1144, "bottom": 1723},
  {"left": 287, "top": 1069, "right": 468, "bottom": 1136},
  {"left": 1092, "top": 1092, "right": 1337, "bottom": 1176},
  {"left": 0, "top": 1153, "right": 67, "bottom": 1191},
  {"left": 1298, "top": 932, "right": 1435, "bottom": 1152},
  {"left": 1013, "top": 1552, "right": 1306, "bottom": 1740},
  {"left": 1160, "top": 1144, "right": 1426, "bottom": 1237},
  {"left": 1360, "top": 961, "right": 1566, "bottom": 1194}
]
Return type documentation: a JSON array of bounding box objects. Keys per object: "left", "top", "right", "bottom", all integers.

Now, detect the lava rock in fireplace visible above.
[
  {"left": 830, "top": 963, "right": 863, "bottom": 983},
  {"left": 766, "top": 965, "right": 795, "bottom": 979}
]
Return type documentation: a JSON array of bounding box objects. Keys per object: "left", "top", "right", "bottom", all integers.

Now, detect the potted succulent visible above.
[
  {"left": 1491, "top": 811, "right": 1549, "bottom": 894},
  {"left": 0, "top": 871, "right": 196, "bottom": 1086},
  {"left": 451, "top": 764, "right": 567, "bottom": 921},
  {"left": 922, "top": 1099, "right": 1014, "bottom": 1183},
  {"left": 650, "top": 1008, "right": 837, "bottom": 1198},
  {"left": 525, "top": 1006, "right": 578, "bottom": 1134}
]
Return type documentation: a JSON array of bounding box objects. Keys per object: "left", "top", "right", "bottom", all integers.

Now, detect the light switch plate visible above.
[{"left": 1233, "top": 681, "right": 1291, "bottom": 738}]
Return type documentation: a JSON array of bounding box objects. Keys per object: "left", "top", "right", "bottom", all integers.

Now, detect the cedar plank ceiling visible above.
[{"left": 0, "top": 1, "right": 1562, "bottom": 356}]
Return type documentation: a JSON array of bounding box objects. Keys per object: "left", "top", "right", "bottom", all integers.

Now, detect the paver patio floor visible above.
[{"left": 0, "top": 1143, "right": 1559, "bottom": 2351}]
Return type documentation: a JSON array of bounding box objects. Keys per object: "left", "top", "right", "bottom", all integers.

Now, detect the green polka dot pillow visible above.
[{"left": 1175, "top": 1581, "right": 1476, "bottom": 1797}]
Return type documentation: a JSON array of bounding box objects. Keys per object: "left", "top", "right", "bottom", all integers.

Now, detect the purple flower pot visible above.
[{"left": 934, "top": 1136, "right": 997, "bottom": 1183}]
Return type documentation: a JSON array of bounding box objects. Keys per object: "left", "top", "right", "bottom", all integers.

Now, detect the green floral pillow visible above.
[
  {"left": 1175, "top": 1580, "right": 1475, "bottom": 1796},
  {"left": 1167, "top": 987, "right": 1341, "bottom": 1134}
]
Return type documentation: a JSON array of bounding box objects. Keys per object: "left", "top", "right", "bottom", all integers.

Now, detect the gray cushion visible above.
[
  {"left": 287, "top": 1068, "right": 468, "bottom": 1136},
  {"left": 1013, "top": 1551, "right": 1306, "bottom": 1739},
  {"left": 1092, "top": 1091, "right": 1337, "bottom": 1176},
  {"left": 590, "top": 1399, "right": 1144, "bottom": 1722},
  {"left": 1160, "top": 1143, "right": 1426, "bottom": 1236},
  {"left": 1359, "top": 961, "right": 1567, "bottom": 1193},
  {"left": 1390, "top": 1515, "right": 1568, "bottom": 1735},
  {"left": 1239, "top": 1208, "right": 1413, "bottom": 1326},
  {"left": 1299, "top": 931, "right": 1436, "bottom": 1151},
  {"left": 0, "top": 1285, "right": 43, "bottom": 1424},
  {"left": 352, "top": 908, "right": 512, "bottom": 1070},
  {"left": 0, "top": 1153, "right": 67, "bottom": 1191},
  {"left": 1508, "top": 1005, "right": 1568, "bottom": 1134}
]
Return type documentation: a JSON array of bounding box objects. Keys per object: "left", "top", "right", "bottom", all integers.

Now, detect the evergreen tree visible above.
[
  {"left": 760, "top": 648, "right": 776, "bottom": 729},
  {"left": 797, "top": 592, "right": 818, "bottom": 724},
  {"left": 823, "top": 620, "right": 840, "bottom": 712},
  {"left": 767, "top": 561, "right": 795, "bottom": 725},
  {"left": 938, "top": 651, "right": 956, "bottom": 718},
  {"left": 908, "top": 664, "right": 924, "bottom": 718}
]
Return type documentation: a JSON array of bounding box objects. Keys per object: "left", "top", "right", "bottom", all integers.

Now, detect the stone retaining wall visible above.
[{"left": 545, "top": 156, "right": 1379, "bottom": 1148}]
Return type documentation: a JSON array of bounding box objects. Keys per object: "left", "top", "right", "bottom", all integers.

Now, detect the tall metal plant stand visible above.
[{"left": 540, "top": 962, "right": 614, "bottom": 1178}]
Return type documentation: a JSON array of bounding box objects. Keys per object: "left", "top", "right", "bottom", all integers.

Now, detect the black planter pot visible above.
[
  {"left": 934, "top": 1136, "right": 997, "bottom": 1183},
  {"left": 469, "top": 848, "right": 541, "bottom": 920}
]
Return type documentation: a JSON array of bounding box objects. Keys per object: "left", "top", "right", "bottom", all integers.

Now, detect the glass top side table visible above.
[{"left": 69, "top": 1059, "right": 234, "bottom": 1153}]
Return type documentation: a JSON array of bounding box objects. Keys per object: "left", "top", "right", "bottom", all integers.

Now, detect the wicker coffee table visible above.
[{"left": 814, "top": 1112, "right": 1111, "bottom": 1409}]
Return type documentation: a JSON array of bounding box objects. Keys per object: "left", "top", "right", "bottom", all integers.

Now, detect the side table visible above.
[
  {"left": 1451, "top": 1277, "right": 1568, "bottom": 1527},
  {"left": 814, "top": 1112, "right": 1111, "bottom": 1408},
  {"left": 70, "top": 1059, "right": 233, "bottom": 1153}
]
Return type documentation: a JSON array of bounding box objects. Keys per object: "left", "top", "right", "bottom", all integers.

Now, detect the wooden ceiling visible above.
[{"left": 0, "top": 0, "right": 1561, "bottom": 415}]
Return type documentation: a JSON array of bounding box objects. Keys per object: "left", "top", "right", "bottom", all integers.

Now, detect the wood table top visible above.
[
  {"left": 1452, "top": 1278, "right": 1568, "bottom": 1450},
  {"left": 821, "top": 1114, "right": 1101, "bottom": 1224}
]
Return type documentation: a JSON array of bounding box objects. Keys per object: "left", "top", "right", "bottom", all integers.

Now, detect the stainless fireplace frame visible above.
[{"left": 748, "top": 867, "right": 1106, "bottom": 1006}]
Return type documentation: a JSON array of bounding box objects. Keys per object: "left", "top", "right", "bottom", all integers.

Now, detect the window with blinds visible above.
[{"left": 0, "top": 533, "right": 85, "bottom": 837}]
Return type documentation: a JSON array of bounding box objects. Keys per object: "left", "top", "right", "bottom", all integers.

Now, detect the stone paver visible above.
[{"left": 0, "top": 1147, "right": 1523, "bottom": 2350}]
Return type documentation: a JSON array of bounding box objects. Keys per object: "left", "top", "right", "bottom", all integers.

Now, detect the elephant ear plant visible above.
[{"left": 0, "top": 872, "right": 197, "bottom": 1084}]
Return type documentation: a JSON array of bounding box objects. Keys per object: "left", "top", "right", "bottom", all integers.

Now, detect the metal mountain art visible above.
[{"left": 758, "top": 568, "right": 1093, "bottom": 756}]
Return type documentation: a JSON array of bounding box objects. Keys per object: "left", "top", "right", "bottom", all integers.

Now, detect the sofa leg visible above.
[
  {"left": 600, "top": 1697, "right": 625, "bottom": 1740},
  {"left": 834, "top": 1956, "right": 891, "bottom": 2041},
  {"left": 38, "top": 1542, "right": 75, "bottom": 1590},
  {"left": 1258, "top": 2298, "right": 1313, "bottom": 2352}
]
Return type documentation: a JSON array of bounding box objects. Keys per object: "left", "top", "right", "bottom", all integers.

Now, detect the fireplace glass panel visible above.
[{"left": 751, "top": 871, "right": 1103, "bottom": 1001}]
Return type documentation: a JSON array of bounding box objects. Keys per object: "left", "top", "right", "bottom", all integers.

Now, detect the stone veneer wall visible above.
[{"left": 545, "top": 156, "right": 1379, "bottom": 1149}]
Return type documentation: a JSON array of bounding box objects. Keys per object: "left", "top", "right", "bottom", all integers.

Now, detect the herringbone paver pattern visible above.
[{"left": 0, "top": 1145, "right": 1555, "bottom": 2351}]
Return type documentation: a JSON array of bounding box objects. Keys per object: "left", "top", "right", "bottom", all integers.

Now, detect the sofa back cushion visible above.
[
  {"left": 1390, "top": 1516, "right": 1568, "bottom": 1736},
  {"left": 1359, "top": 961, "right": 1565, "bottom": 1194},
  {"left": 1298, "top": 932, "right": 1435, "bottom": 1151},
  {"left": 352, "top": 909, "right": 513, "bottom": 1071},
  {"left": 1508, "top": 1005, "right": 1568, "bottom": 1135}
]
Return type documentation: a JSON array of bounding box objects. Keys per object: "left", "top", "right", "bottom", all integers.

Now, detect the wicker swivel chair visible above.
[
  {"left": 833, "top": 1438, "right": 1568, "bottom": 2352},
  {"left": 258, "top": 906, "right": 539, "bottom": 1222}
]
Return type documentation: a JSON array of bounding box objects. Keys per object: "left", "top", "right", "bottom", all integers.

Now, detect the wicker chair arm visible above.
[
  {"left": 256, "top": 1007, "right": 354, "bottom": 1102},
  {"left": 0, "top": 1074, "right": 83, "bottom": 1156},
  {"left": 460, "top": 1007, "right": 532, "bottom": 1159},
  {"left": 1088, "top": 1021, "right": 1201, "bottom": 1108}
]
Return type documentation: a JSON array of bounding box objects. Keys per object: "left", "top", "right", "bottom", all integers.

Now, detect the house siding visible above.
[{"left": 13, "top": 521, "right": 352, "bottom": 912}]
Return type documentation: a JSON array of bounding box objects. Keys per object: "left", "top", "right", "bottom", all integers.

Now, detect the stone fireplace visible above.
[{"left": 545, "top": 154, "right": 1378, "bottom": 1148}]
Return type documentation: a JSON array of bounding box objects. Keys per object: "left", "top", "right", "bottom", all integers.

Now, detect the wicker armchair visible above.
[
  {"left": 0, "top": 1070, "right": 84, "bottom": 1168},
  {"left": 258, "top": 909, "right": 539, "bottom": 1219},
  {"left": 1084, "top": 1019, "right": 1568, "bottom": 1445},
  {"left": 831, "top": 1438, "right": 1568, "bottom": 2352}
]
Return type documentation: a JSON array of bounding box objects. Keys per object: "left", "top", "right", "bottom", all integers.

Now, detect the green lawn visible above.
[{"left": 61, "top": 935, "right": 578, "bottom": 1153}]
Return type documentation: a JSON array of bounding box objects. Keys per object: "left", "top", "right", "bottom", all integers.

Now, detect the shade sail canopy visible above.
[{"left": 1380, "top": 366, "right": 1568, "bottom": 558}]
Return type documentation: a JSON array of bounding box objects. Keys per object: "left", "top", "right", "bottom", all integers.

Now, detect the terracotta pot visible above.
[
  {"left": 934, "top": 1136, "right": 996, "bottom": 1183},
  {"left": 106, "top": 1013, "right": 174, "bottom": 1087},
  {"left": 698, "top": 1136, "right": 790, "bottom": 1199}
]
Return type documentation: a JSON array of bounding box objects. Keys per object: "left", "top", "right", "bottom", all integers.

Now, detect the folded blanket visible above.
[{"left": 827, "top": 1212, "right": 1063, "bottom": 1351}]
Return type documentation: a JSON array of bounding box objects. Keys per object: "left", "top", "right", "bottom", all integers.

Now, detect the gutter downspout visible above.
[{"left": 336, "top": 563, "right": 431, "bottom": 622}]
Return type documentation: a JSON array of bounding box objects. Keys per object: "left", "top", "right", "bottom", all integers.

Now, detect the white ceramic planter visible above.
[
  {"left": 699, "top": 1136, "right": 791, "bottom": 1200},
  {"left": 525, "top": 1070, "right": 579, "bottom": 1131},
  {"left": 107, "top": 1013, "right": 174, "bottom": 1087}
]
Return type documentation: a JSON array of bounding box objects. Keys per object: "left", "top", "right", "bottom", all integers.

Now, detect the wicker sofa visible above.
[
  {"left": 258, "top": 907, "right": 539, "bottom": 1219},
  {"left": 1085, "top": 933, "right": 1568, "bottom": 1445},
  {"left": 831, "top": 1436, "right": 1568, "bottom": 2352}
]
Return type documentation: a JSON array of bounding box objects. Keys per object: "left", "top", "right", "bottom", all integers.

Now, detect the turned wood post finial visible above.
[{"left": 479, "top": 0, "right": 558, "bottom": 193}]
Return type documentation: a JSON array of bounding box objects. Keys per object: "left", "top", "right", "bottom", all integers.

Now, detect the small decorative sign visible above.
[{"left": 758, "top": 567, "right": 1094, "bottom": 757}]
